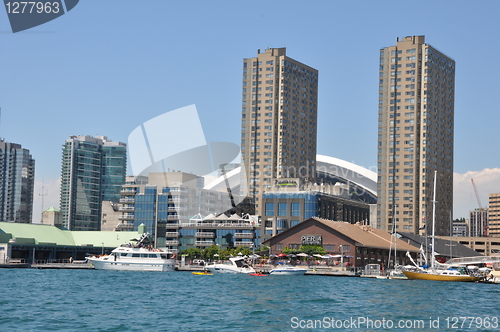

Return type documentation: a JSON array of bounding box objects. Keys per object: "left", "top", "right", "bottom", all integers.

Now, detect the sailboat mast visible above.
[{"left": 431, "top": 170, "right": 437, "bottom": 270}]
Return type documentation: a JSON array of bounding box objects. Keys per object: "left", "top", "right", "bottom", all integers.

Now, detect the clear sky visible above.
[{"left": 1, "top": 0, "right": 499, "bottom": 221}]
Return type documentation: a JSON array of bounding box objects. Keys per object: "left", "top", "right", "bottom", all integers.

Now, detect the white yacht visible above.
[
  {"left": 205, "top": 257, "right": 255, "bottom": 274},
  {"left": 87, "top": 234, "right": 176, "bottom": 272},
  {"left": 269, "top": 265, "right": 308, "bottom": 275}
]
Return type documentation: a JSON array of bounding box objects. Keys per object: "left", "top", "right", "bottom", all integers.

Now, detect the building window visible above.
[
  {"left": 276, "top": 243, "right": 284, "bottom": 251},
  {"left": 324, "top": 244, "right": 335, "bottom": 252},
  {"left": 278, "top": 203, "right": 287, "bottom": 216},
  {"left": 291, "top": 203, "right": 300, "bottom": 216},
  {"left": 265, "top": 203, "right": 275, "bottom": 216},
  {"left": 341, "top": 245, "right": 351, "bottom": 252},
  {"left": 290, "top": 220, "right": 300, "bottom": 227}
]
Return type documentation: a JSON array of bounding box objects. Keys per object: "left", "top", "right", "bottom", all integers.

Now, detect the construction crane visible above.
[{"left": 471, "top": 179, "right": 488, "bottom": 236}]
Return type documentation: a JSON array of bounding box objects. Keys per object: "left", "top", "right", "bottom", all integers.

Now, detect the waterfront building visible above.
[
  {"left": 60, "top": 135, "right": 126, "bottom": 231},
  {"left": 0, "top": 221, "right": 147, "bottom": 264},
  {"left": 241, "top": 48, "right": 318, "bottom": 217},
  {"left": 166, "top": 213, "right": 261, "bottom": 253},
  {"left": 263, "top": 217, "right": 419, "bottom": 268},
  {"left": 377, "top": 36, "right": 455, "bottom": 235},
  {"left": 119, "top": 172, "right": 241, "bottom": 248},
  {"left": 469, "top": 208, "right": 488, "bottom": 237},
  {"left": 0, "top": 140, "right": 35, "bottom": 223},
  {"left": 489, "top": 193, "right": 500, "bottom": 237}
]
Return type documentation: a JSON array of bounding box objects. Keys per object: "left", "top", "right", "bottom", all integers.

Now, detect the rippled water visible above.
[{"left": 1, "top": 269, "right": 499, "bottom": 331}]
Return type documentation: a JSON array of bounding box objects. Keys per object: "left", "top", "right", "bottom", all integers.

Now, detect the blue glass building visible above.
[
  {"left": 60, "top": 136, "right": 126, "bottom": 231},
  {"left": 0, "top": 140, "right": 35, "bottom": 223}
]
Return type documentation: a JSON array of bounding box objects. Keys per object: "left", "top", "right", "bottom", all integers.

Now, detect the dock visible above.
[
  {"left": 305, "top": 266, "right": 357, "bottom": 277},
  {"left": 31, "top": 261, "right": 95, "bottom": 269}
]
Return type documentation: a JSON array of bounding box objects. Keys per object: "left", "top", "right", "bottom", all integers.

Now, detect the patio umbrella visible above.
[
  {"left": 288, "top": 254, "right": 297, "bottom": 257},
  {"left": 296, "top": 253, "right": 309, "bottom": 257},
  {"left": 313, "top": 254, "right": 324, "bottom": 258},
  {"left": 277, "top": 253, "right": 287, "bottom": 257},
  {"left": 269, "top": 254, "right": 278, "bottom": 258}
]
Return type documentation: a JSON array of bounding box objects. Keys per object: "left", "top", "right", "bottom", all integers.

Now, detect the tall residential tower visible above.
[
  {"left": 241, "top": 48, "right": 318, "bottom": 216},
  {"left": 377, "top": 36, "right": 455, "bottom": 235},
  {"left": 60, "top": 135, "right": 126, "bottom": 231},
  {"left": 0, "top": 140, "right": 35, "bottom": 223}
]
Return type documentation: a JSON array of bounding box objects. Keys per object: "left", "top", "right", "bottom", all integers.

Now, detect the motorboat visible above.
[
  {"left": 269, "top": 265, "right": 308, "bottom": 275},
  {"left": 87, "top": 233, "right": 175, "bottom": 272},
  {"left": 205, "top": 257, "right": 255, "bottom": 274},
  {"left": 192, "top": 271, "right": 213, "bottom": 275}
]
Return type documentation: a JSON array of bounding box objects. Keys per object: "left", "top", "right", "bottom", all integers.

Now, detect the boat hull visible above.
[
  {"left": 403, "top": 270, "right": 482, "bottom": 282},
  {"left": 205, "top": 265, "right": 255, "bottom": 274},
  {"left": 88, "top": 258, "right": 175, "bottom": 272}
]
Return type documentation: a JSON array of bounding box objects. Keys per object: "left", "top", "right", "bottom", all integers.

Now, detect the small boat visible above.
[
  {"left": 192, "top": 271, "right": 213, "bottom": 275},
  {"left": 269, "top": 265, "right": 308, "bottom": 275},
  {"left": 205, "top": 257, "right": 255, "bottom": 274},
  {"left": 87, "top": 233, "right": 175, "bottom": 272},
  {"left": 250, "top": 272, "right": 268, "bottom": 276}
]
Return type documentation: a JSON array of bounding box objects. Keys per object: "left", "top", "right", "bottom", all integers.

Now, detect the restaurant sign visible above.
[{"left": 301, "top": 235, "right": 322, "bottom": 246}]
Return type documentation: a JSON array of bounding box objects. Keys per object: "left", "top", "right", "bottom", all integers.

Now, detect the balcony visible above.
[
  {"left": 165, "top": 232, "right": 179, "bottom": 237},
  {"left": 120, "top": 189, "right": 136, "bottom": 194},
  {"left": 119, "top": 198, "right": 135, "bottom": 203},
  {"left": 234, "top": 233, "right": 254, "bottom": 239},
  {"left": 167, "top": 215, "right": 179, "bottom": 221},
  {"left": 119, "top": 206, "right": 134, "bottom": 212},
  {"left": 234, "top": 241, "right": 253, "bottom": 247},
  {"left": 165, "top": 223, "right": 179, "bottom": 228},
  {"left": 195, "top": 241, "right": 214, "bottom": 246},
  {"left": 119, "top": 215, "right": 134, "bottom": 221},
  {"left": 164, "top": 241, "right": 179, "bottom": 246},
  {"left": 195, "top": 232, "right": 215, "bottom": 238}
]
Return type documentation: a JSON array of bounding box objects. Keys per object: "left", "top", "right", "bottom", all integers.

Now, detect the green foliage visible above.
[
  {"left": 282, "top": 247, "right": 301, "bottom": 255},
  {"left": 180, "top": 247, "right": 202, "bottom": 259},
  {"left": 298, "top": 245, "right": 326, "bottom": 256}
]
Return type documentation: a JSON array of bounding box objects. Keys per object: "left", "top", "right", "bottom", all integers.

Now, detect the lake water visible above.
[{"left": 1, "top": 269, "right": 499, "bottom": 331}]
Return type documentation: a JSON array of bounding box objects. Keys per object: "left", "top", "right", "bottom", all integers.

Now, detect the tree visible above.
[
  {"left": 180, "top": 247, "right": 202, "bottom": 260},
  {"left": 298, "top": 245, "right": 326, "bottom": 256},
  {"left": 282, "top": 247, "right": 301, "bottom": 255}
]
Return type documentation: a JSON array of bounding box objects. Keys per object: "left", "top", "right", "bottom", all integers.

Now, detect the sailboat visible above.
[{"left": 402, "top": 171, "right": 483, "bottom": 282}]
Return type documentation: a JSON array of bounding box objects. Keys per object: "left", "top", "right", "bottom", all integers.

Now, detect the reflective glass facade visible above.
[
  {"left": 0, "top": 140, "right": 35, "bottom": 223},
  {"left": 60, "top": 136, "right": 126, "bottom": 231}
]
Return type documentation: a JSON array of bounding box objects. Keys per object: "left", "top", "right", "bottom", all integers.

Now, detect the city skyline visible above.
[{"left": 1, "top": 1, "right": 499, "bottom": 221}]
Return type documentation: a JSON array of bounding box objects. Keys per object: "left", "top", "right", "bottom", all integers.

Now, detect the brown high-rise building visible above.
[
  {"left": 377, "top": 36, "right": 455, "bottom": 235},
  {"left": 240, "top": 48, "right": 318, "bottom": 216},
  {"left": 489, "top": 193, "right": 500, "bottom": 237}
]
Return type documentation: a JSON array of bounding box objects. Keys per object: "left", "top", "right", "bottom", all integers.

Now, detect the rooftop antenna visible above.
[{"left": 39, "top": 177, "right": 48, "bottom": 223}]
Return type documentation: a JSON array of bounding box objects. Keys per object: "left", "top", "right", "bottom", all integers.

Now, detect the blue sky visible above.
[{"left": 1, "top": 0, "right": 499, "bottom": 220}]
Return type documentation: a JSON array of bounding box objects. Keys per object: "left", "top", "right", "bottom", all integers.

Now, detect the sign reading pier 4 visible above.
[{"left": 3, "top": 0, "right": 79, "bottom": 33}]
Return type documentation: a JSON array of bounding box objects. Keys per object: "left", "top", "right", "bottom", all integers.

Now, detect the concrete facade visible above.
[
  {"left": 241, "top": 48, "right": 318, "bottom": 217},
  {"left": 377, "top": 36, "right": 454, "bottom": 235}
]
